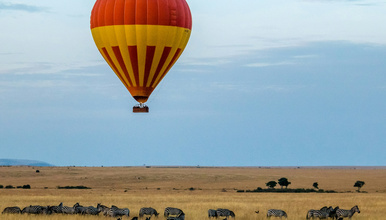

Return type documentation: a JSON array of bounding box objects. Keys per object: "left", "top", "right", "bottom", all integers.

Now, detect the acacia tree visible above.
[
  {"left": 354, "top": 181, "right": 365, "bottom": 192},
  {"left": 278, "top": 177, "right": 291, "bottom": 189},
  {"left": 313, "top": 182, "right": 319, "bottom": 189},
  {"left": 266, "top": 181, "right": 277, "bottom": 189}
]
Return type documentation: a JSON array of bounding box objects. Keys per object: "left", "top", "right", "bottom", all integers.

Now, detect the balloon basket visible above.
[{"left": 133, "top": 104, "right": 149, "bottom": 113}]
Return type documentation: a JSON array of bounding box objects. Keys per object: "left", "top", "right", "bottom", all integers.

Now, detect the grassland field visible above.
[{"left": 0, "top": 166, "right": 385, "bottom": 219}]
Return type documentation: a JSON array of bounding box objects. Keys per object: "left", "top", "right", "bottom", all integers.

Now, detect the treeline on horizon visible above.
[{"left": 237, "top": 188, "right": 337, "bottom": 193}]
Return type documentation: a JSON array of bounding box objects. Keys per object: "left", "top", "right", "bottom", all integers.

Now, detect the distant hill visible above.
[{"left": 0, "top": 159, "right": 53, "bottom": 166}]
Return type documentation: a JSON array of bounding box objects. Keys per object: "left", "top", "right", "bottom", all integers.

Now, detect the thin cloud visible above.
[
  {"left": 0, "top": 3, "right": 48, "bottom": 13},
  {"left": 304, "top": 0, "right": 383, "bottom": 6},
  {"left": 0, "top": 61, "right": 105, "bottom": 76},
  {"left": 245, "top": 61, "right": 295, "bottom": 68}
]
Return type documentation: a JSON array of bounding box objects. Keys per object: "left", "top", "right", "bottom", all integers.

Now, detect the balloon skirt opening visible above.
[
  {"left": 133, "top": 96, "right": 149, "bottom": 104},
  {"left": 133, "top": 105, "right": 149, "bottom": 113}
]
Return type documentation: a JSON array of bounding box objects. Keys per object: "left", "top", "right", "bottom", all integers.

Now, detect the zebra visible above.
[
  {"left": 106, "top": 205, "right": 130, "bottom": 217},
  {"left": 208, "top": 209, "right": 217, "bottom": 218},
  {"left": 267, "top": 209, "right": 287, "bottom": 218},
  {"left": 139, "top": 207, "right": 159, "bottom": 217},
  {"left": 306, "top": 206, "right": 333, "bottom": 219},
  {"left": 84, "top": 205, "right": 101, "bottom": 215},
  {"left": 98, "top": 204, "right": 111, "bottom": 216},
  {"left": 164, "top": 207, "right": 184, "bottom": 217},
  {"left": 335, "top": 205, "right": 360, "bottom": 219},
  {"left": 216, "top": 209, "right": 235, "bottom": 219},
  {"left": 21, "top": 205, "right": 53, "bottom": 215},
  {"left": 22, "top": 205, "right": 44, "bottom": 214},
  {"left": 51, "top": 202, "right": 63, "bottom": 213},
  {"left": 62, "top": 202, "right": 80, "bottom": 214},
  {"left": 2, "top": 206, "right": 22, "bottom": 214}
]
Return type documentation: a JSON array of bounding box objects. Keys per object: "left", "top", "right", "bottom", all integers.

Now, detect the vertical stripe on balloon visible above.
[
  {"left": 144, "top": 46, "right": 156, "bottom": 87},
  {"left": 128, "top": 46, "right": 140, "bottom": 87},
  {"left": 112, "top": 46, "right": 133, "bottom": 87}
]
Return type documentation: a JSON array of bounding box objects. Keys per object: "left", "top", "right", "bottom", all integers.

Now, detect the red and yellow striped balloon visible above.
[{"left": 90, "top": 0, "right": 192, "bottom": 104}]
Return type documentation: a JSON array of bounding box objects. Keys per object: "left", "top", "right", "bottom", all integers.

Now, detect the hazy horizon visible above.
[{"left": 1, "top": 0, "right": 385, "bottom": 166}]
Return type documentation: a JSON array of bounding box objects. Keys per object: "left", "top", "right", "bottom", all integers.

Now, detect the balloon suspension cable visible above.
[{"left": 133, "top": 103, "right": 149, "bottom": 113}]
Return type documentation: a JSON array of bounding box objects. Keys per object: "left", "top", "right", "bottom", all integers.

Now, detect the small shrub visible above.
[
  {"left": 5, "top": 185, "right": 15, "bottom": 189},
  {"left": 22, "top": 184, "right": 31, "bottom": 189},
  {"left": 0, "top": 185, "right": 4, "bottom": 189}
]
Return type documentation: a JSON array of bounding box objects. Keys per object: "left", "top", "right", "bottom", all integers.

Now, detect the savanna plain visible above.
[{"left": 0, "top": 166, "right": 385, "bottom": 220}]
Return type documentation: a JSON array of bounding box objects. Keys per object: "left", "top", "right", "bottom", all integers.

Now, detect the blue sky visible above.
[{"left": 0, "top": 0, "right": 385, "bottom": 166}]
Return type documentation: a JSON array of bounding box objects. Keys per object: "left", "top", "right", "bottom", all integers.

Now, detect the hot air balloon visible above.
[{"left": 90, "top": 0, "right": 192, "bottom": 113}]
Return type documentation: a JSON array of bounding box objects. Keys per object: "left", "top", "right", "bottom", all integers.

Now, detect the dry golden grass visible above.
[{"left": 0, "top": 166, "right": 385, "bottom": 219}]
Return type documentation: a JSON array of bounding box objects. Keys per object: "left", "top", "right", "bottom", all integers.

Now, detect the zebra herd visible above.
[
  {"left": 1, "top": 204, "right": 183, "bottom": 220},
  {"left": 261, "top": 205, "right": 360, "bottom": 219},
  {"left": 306, "top": 205, "right": 360, "bottom": 219},
  {"left": 1, "top": 203, "right": 130, "bottom": 217},
  {"left": 1, "top": 203, "right": 361, "bottom": 219}
]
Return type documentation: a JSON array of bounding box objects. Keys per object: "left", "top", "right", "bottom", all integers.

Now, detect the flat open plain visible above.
[{"left": 0, "top": 166, "right": 385, "bottom": 219}]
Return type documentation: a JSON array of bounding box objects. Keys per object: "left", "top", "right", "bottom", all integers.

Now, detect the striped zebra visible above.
[
  {"left": 106, "top": 205, "right": 130, "bottom": 217},
  {"left": 84, "top": 205, "right": 101, "bottom": 215},
  {"left": 336, "top": 205, "right": 360, "bottom": 219},
  {"left": 267, "top": 209, "right": 287, "bottom": 218},
  {"left": 164, "top": 207, "right": 184, "bottom": 217},
  {"left": 2, "top": 206, "right": 22, "bottom": 214},
  {"left": 22, "top": 205, "right": 41, "bottom": 214},
  {"left": 62, "top": 202, "right": 80, "bottom": 214},
  {"left": 139, "top": 207, "right": 159, "bottom": 217},
  {"left": 216, "top": 209, "right": 235, "bottom": 219},
  {"left": 21, "top": 205, "right": 52, "bottom": 215},
  {"left": 208, "top": 209, "right": 217, "bottom": 218},
  {"left": 306, "top": 206, "right": 333, "bottom": 219},
  {"left": 98, "top": 204, "right": 111, "bottom": 216},
  {"left": 306, "top": 209, "right": 330, "bottom": 219},
  {"left": 51, "top": 202, "right": 63, "bottom": 213}
]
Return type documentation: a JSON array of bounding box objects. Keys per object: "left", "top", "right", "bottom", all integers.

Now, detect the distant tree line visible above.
[
  {"left": 237, "top": 177, "right": 366, "bottom": 193},
  {"left": 0, "top": 184, "right": 31, "bottom": 189}
]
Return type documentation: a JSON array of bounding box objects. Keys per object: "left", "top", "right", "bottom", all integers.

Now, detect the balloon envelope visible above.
[{"left": 91, "top": 0, "right": 192, "bottom": 104}]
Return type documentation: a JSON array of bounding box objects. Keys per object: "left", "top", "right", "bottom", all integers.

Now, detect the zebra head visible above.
[{"left": 352, "top": 205, "right": 360, "bottom": 213}]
